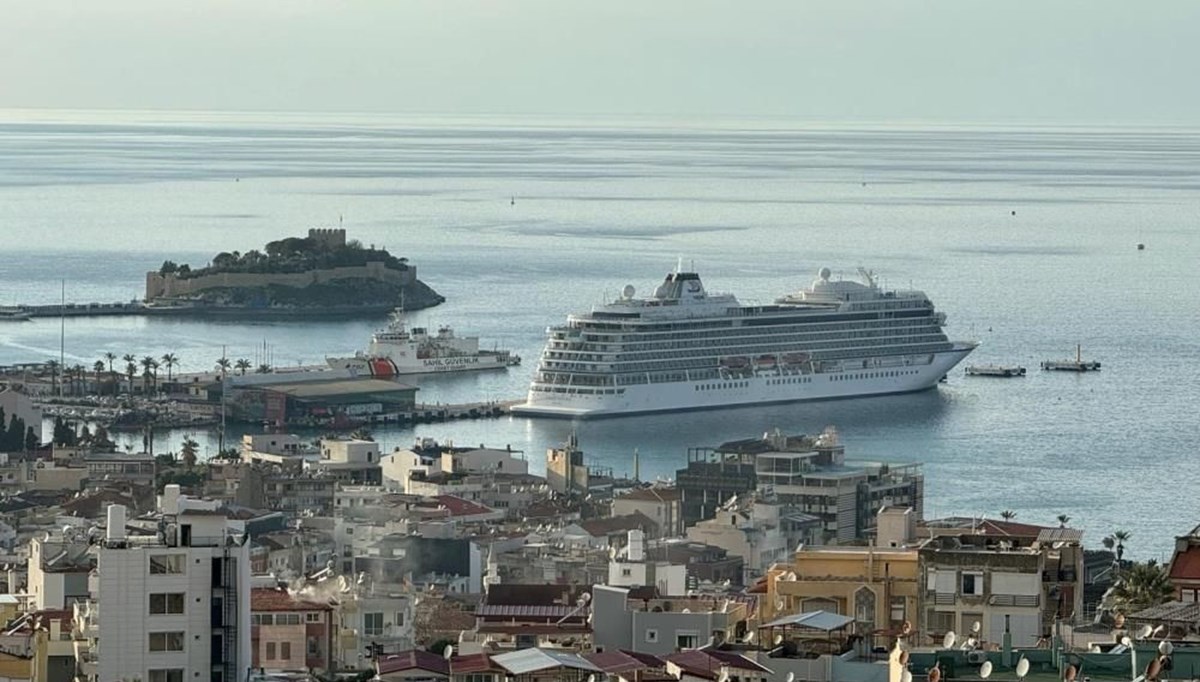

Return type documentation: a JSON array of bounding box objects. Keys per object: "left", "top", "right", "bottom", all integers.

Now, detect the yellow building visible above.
[{"left": 761, "top": 546, "right": 920, "bottom": 636}]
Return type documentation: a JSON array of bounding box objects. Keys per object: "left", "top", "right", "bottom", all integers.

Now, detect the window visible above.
[
  {"left": 465, "top": 675, "right": 494, "bottom": 682},
  {"left": 621, "top": 568, "right": 632, "bottom": 577},
  {"left": 276, "top": 613, "right": 301, "bottom": 625},
  {"left": 962, "top": 572, "right": 982, "bottom": 596},
  {"left": 148, "top": 631, "right": 185, "bottom": 652},
  {"left": 1184, "top": 589, "right": 1200, "bottom": 603},
  {"left": 149, "top": 593, "right": 185, "bottom": 615},
  {"left": 148, "top": 670, "right": 184, "bottom": 682},
  {"left": 645, "top": 629, "right": 659, "bottom": 643},
  {"left": 281, "top": 642, "right": 291, "bottom": 660},
  {"left": 306, "top": 612, "right": 323, "bottom": 623},
  {"left": 364, "top": 612, "right": 384, "bottom": 636},
  {"left": 677, "top": 633, "right": 699, "bottom": 650},
  {"left": 266, "top": 641, "right": 277, "bottom": 659},
  {"left": 308, "top": 637, "right": 319, "bottom": 657},
  {"left": 149, "top": 554, "right": 185, "bottom": 574},
  {"left": 394, "top": 611, "right": 405, "bottom": 627}
]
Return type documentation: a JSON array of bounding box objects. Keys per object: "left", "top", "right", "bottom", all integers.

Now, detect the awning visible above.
[{"left": 761, "top": 610, "right": 856, "bottom": 631}]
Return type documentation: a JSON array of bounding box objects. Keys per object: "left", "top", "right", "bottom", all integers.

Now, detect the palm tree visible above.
[
  {"left": 161, "top": 353, "right": 178, "bottom": 388},
  {"left": 1109, "top": 561, "right": 1174, "bottom": 614},
  {"left": 215, "top": 357, "right": 232, "bottom": 381},
  {"left": 71, "top": 364, "right": 86, "bottom": 395},
  {"left": 125, "top": 360, "right": 138, "bottom": 395},
  {"left": 1056, "top": 514, "right": 1071, "bottom": 528},
  {"left": 45, "top": 359, "right": 60, "bottom": 395},
  {"left": 180, "top": 437, "right": 200, "bottom": 469},
  {"left": 1000, "top": 510, "right": 1016, "bottom": 521},
  {"left": 104, "top": 351, "right": 117, "bottom": 376},
  {"left": 122, "top": 354, "right": 137, "bottom": 394},
  {"left": 141, "top": 356, "right": 156, "bottom": 393},
  {"left": 234, "top": 358, "right": 252, "bottom": 376},
  {"left": 256, "top": 363, "right": 272, "bottom": 374},
  {"left": 1112, "top": 530, "right": 1131, "bottom": 563},
  {"left": 93, "top": 360, "right": 106, "bottom": 392}
]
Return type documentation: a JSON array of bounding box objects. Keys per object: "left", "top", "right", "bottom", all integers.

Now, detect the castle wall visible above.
[{"left": 145, "top": 262, "right": 415, "bottom": 300}]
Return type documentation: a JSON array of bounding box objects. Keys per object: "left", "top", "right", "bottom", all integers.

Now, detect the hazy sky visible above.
[{"left": 2, "top": 0, "right": 1197, "bottom": 123}]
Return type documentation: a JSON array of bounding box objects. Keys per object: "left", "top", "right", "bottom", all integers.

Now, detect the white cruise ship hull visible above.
[
  {"left": 512, "top": 345, "right": 975, "bottom": 418},
  {"left": 327, "top": 353, "right": 513, "bottom": 378}
]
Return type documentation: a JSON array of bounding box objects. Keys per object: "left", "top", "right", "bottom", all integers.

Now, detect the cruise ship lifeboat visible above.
[
  {"left": 755, "top": 354, "right": 778, "bottom": 368},
  {"left": 782, "top": 352, "right": 809, "bottom": 366},
  {"left": 720, "top": 356, "right": 750, "bottom": 369}
]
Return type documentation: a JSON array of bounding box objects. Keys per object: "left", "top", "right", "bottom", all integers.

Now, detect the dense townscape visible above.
[{"left": 0, "top": 376, "right": 1193, "bottom": 682}]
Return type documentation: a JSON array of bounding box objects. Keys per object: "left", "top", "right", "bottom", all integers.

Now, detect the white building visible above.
[
  {"left": 686, "top": 494, "right": 810, "bottom": 583},
  {"left": 382, "top": 438, "right": 529, "bottom": 493},
  {"left": 240, "top": 433, "right": 320, "bottom": 466},
  {"left": 96, "top": 485, "right": 252, "bottom": 682},
  {"left": 607, "top": 530, "right": 688, "bottom": 595}
]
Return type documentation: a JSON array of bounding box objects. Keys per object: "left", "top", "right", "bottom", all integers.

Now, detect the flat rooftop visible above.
[{"left": 261, "top": 378, "right": 417, "bottom": 399}]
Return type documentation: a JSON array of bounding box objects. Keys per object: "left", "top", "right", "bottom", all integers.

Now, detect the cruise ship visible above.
[
  {"left": 511, "top": 267, "right": 976, "bottom": 418},
  {"left": 327, "top": 308, "right": 519, "bottom": 377}
]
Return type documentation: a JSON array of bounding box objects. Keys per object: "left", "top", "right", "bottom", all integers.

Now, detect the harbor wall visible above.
[{"left": 145, "top": 262, "right": 415, "bottom": 300}]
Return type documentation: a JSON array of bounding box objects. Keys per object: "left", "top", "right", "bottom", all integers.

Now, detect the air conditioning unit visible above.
[{"left": 967, "top": 651, "right": 988, "bottom": 664}]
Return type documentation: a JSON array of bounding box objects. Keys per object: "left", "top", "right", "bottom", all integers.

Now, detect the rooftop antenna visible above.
[
  {"left": 218, "top": 344, "right": 227, "bottom": 455},
  {"left": 633, "top": 448, "right": 640, "bottom": 483}
]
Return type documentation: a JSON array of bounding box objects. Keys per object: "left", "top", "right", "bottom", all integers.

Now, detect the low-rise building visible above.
[
  {"left": 250, "top": 586, "right": 336, "bottom": 673},
  {"left": 83, "top": 451, "right": 156, "bottom": 488},
  {"left": 613, "top": 487, "right": 683, "bottom": 537},
  {"left": 591, "top": 585, "right": 752, "bottom": 656},
  {"left": 761, "top": 545, "right": 920, "bottom": 641},
  {"left": 686, "top": 494, "right": 818, "bottom": 584},
  {"left": 308, "top": 438, "right": 382, "bottom": 485}
]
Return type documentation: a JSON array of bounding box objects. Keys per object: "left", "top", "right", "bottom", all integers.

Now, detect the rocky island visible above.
[{"left": 144, "top": 228, "right": 444, "bottom": 317}]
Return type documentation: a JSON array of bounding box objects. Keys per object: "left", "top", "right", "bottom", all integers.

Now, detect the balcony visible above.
[{"left": 989, "top": 594, "right": 1039, "bottom": 607}]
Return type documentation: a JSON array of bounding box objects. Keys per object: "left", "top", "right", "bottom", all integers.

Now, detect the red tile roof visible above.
[
  {"left": 251, "top": 587, "right": 332, "bottom": 612},
  {"left": 433, "top": 494, "right": 494, "bottom": 517},
  {"left": 377, "top": 649, "right": 450, "bottom": 675},
  {"left": 585, "top": 650, "right": 666, "bottom": 673},
  {"left": 666, "top": 650, "right": 771, "bottom": 678},
  {"left": 1170, "top": 546, "right": 1200, "bottom": 580},
  {"left": 449, "top": 653, "right": 495, "bottom": 674}
]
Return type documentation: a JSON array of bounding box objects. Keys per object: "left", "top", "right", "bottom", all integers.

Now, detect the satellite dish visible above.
[
  {"left": 787, "top": 674, "right": 795, "bottom": 682},
  {"left": 1121, "top": 636, "right": 1134, "bottom": 647},
  {"left": 901, "top": 672, "right": 913, "bottom": 682},
  {"left": 774, "top": 634, "right": 784, "bottom": 645},
  {"left": 943, "top": 631, "right": 957, "bottom": 649},
  {"left": 775, "top": 598, "right": 785, "bottom": 611},
  {"left": 1016, "top": 657, "right": 1030, "bottom": 679},
  {"left": 1137, "top": 624, "right": 1154, "bottom": 640},
  {"left": 965, "top": 637, "right": 978, "bottom": 649},
  {"left": 1152, "top": 624, "right": 1165, "bottom": 638},
  {"left": 929, "top": 666, "right": 942, "bottom": 682},
  {"left": 444, "top": 644, "right": 453, "bottom": 660},
  {"left": 622, "top": 284, "right": 635, "bottom": 299},
  {"left": 745, "top": 630, "right": 756, "bottom": 644},
  {"left": 682, "top": 608, "right": 691, "bottom": 613},
  {"left": 972, "top": 620, "right": 982, "bottom": 634},
  {"left": 1065, "top": 664, "right": 1077, "bottom": 682},
  {"left": 1159, "top": 640, "right": 1174, "bottom": 656},
  {"left": 980, "top": 661, "right": 993, "bottom": 679},
  {"left": 580, "top": 592, "right": 591, "bottom": 604},
  {"left": 1089, "top": 644, "right": 1101, "bottom": 653},
  {"left": 718, "top": 668, "right": 730, "bottom": 682}
]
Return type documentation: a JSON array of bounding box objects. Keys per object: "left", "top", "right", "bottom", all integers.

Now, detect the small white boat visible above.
[{"left": 0, "top": 307, "right": 30, "bottom": 321}]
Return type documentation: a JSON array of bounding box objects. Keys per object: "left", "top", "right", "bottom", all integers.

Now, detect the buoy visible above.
[
  {"left": 1137, "top": 243, "right": 1145, "bottom": 250},
  {"left": 1011, "top": 210, "right": 1016, "bottom": 216}
]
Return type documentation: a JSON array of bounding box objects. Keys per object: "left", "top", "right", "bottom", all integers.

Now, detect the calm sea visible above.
[{"left": 1, "top": 109, "right": 1198, "bottom": 560}]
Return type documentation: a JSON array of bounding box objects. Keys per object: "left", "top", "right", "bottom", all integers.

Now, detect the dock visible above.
[
  {"left": 965, "top": 364, "right": 1026, "bottom": 377},
  {"left": 1041, "top": 345, "right": 1101, "bottom": 372}
]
